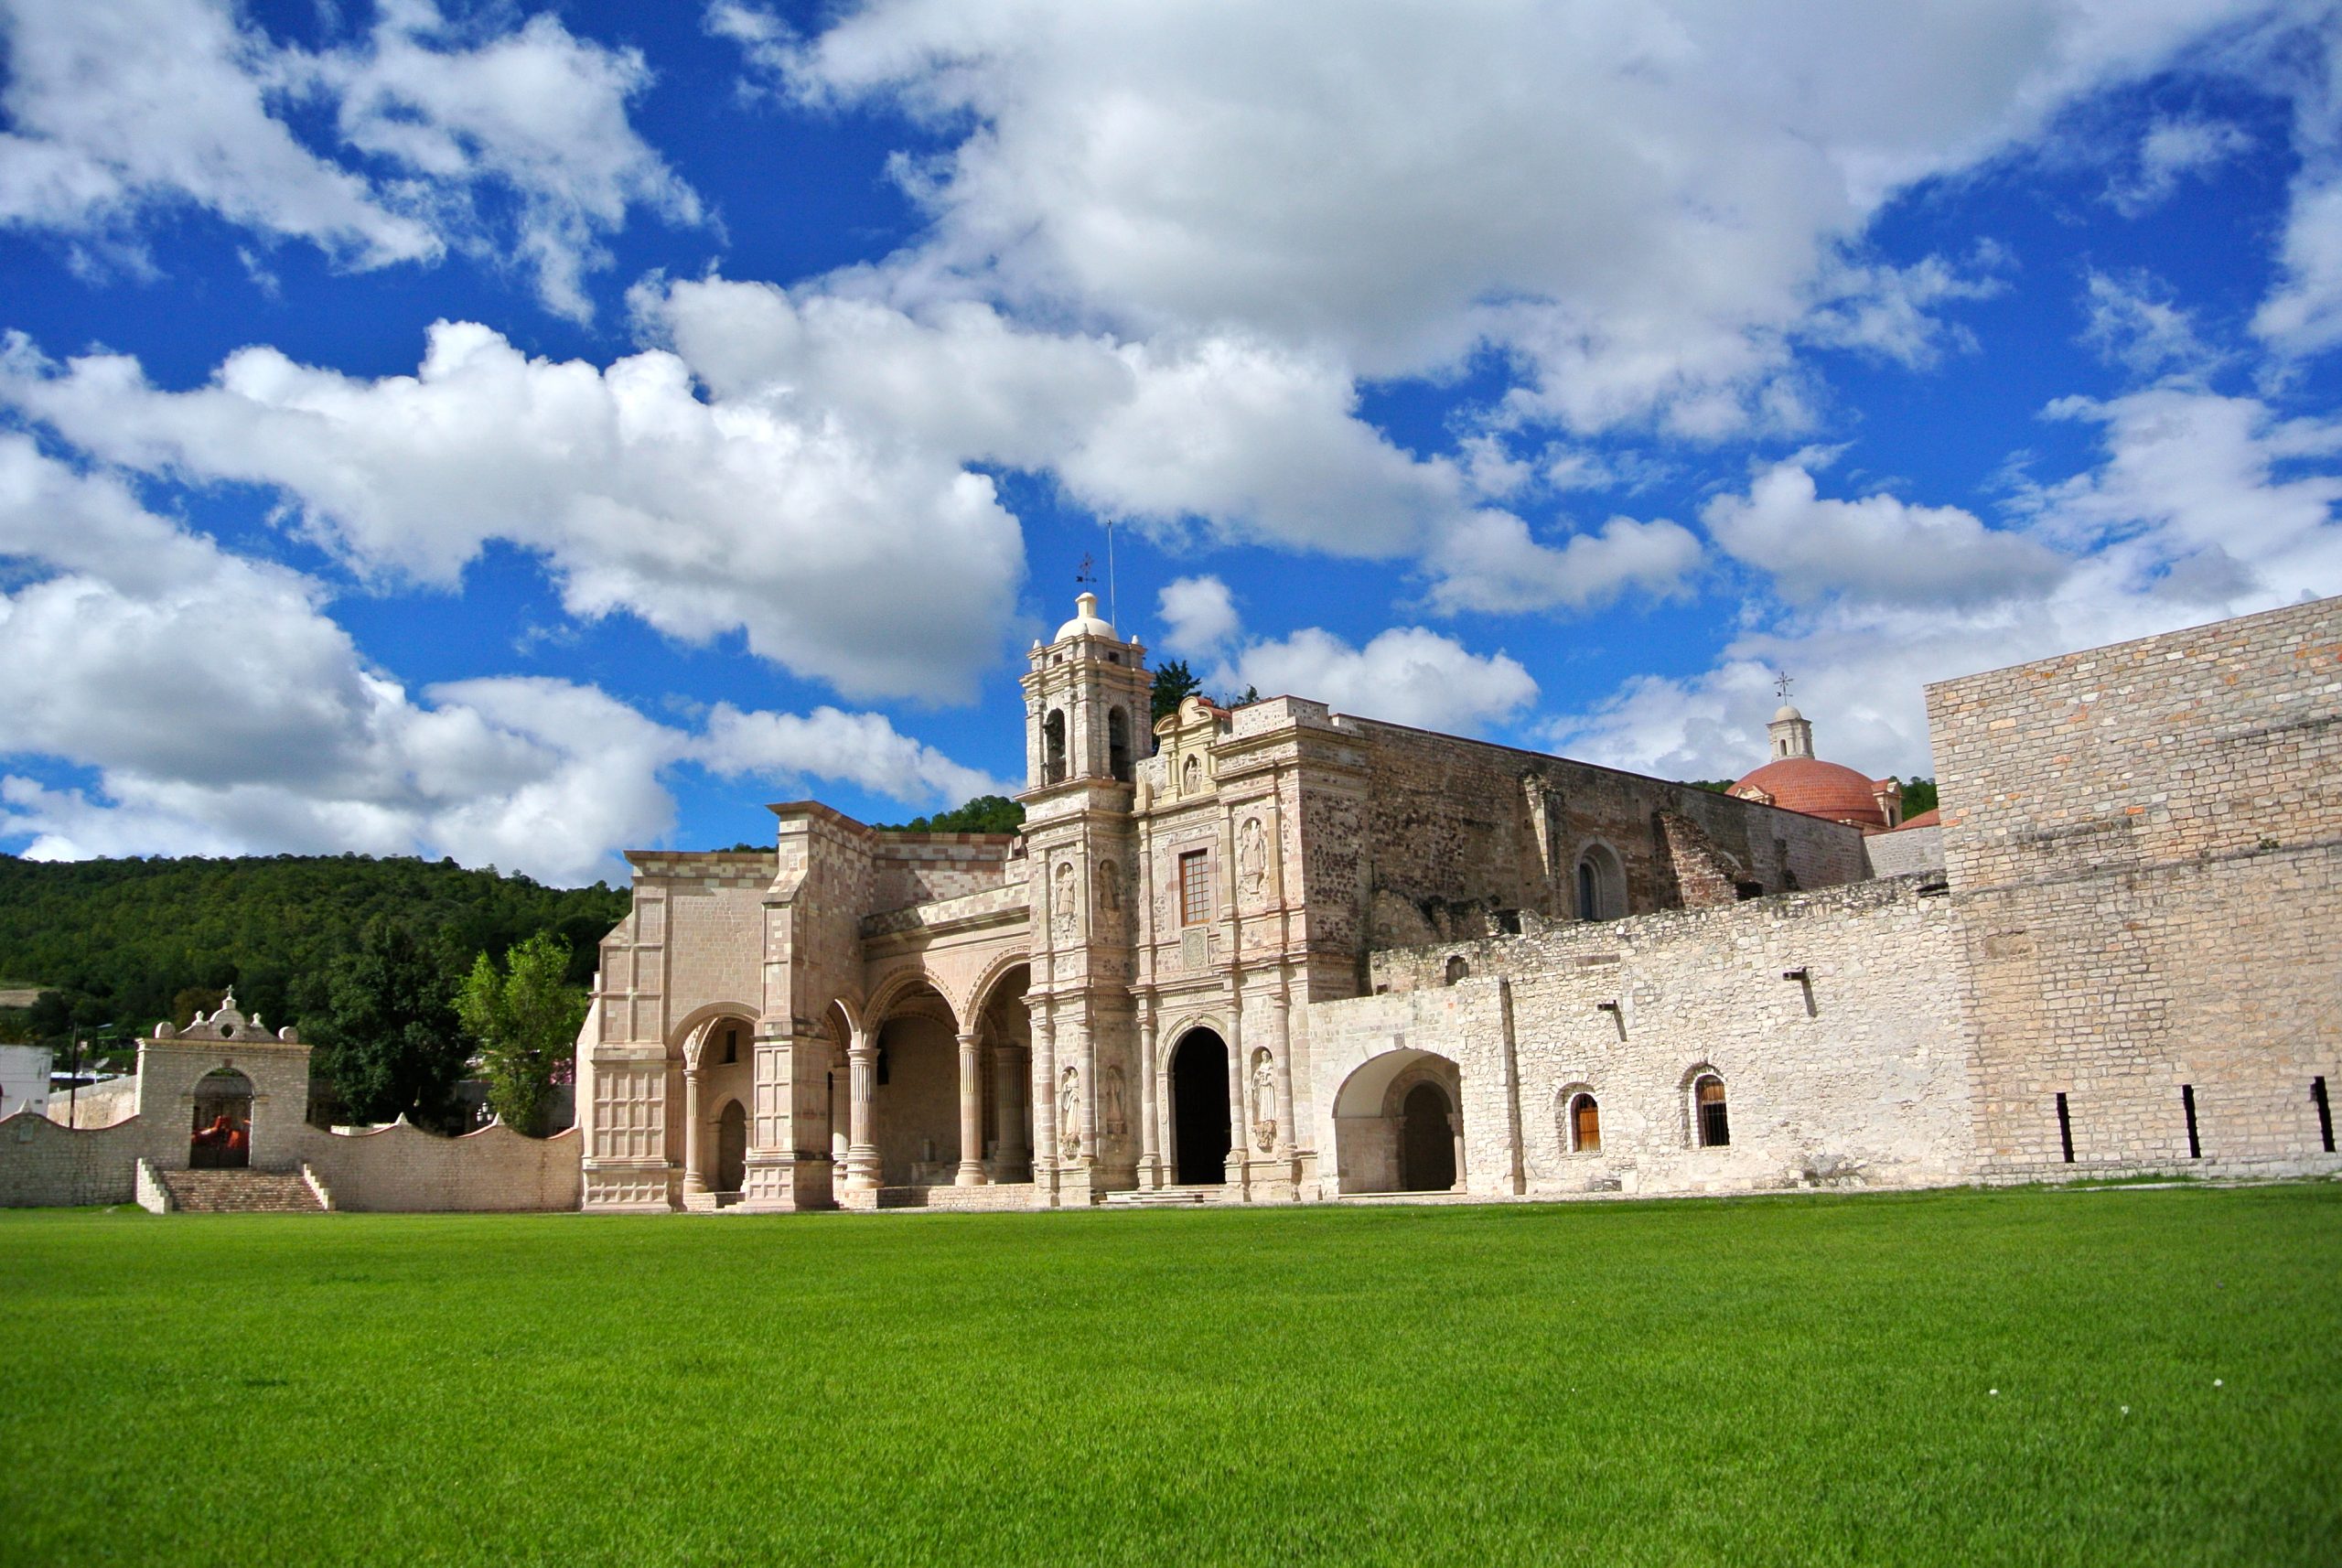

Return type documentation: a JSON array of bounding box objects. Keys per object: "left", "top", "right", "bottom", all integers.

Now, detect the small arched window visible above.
[
  {"left": 1694, "top": 1074, "right": 1730, "bottom": 1147},
  {"left": 1045, "top": 710, "right": 1068, "bottom": 784},
  {"left": 1570, "top": 1092, "right": 1601, "bottom": 1154},
  {"left": 1108, "top": 707, "right": 1132, "bottom": 782},
  {"left": 1444, "top": 955, "right": 1469, "bottom": 985},
  {"left": 1576, "top": 844, "right": 1624, "bottom": 921}
]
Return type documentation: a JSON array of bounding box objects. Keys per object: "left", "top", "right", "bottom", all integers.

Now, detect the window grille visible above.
[
  {"left": 1178, "top": 850, "right": 1210, "bottom": 926},
  {"left": 1695, "top": 1076, "right": 1729, "bottom": 1147}
]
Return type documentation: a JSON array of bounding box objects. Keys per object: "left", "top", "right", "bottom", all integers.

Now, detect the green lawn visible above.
[{"left": 3, "top": 1186, "right": 2337, "bottom": 1566}]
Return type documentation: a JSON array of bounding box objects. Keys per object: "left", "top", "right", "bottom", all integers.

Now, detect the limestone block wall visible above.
[
  {"left": 47, "top": 1077, "right": 136, "bottom": 1128},
  {"left": 866, "top": 834, "right": 1018, "bottom": 914},
  {"left": 0, "top": 1112, "right": 145, "bottom": 1206},
  {"left": 1308, "top": 877, "right": 1975, "bottom": 1200},
  {"left": 1864, "top": 825, "right": 1945, "bottom": 878},
  {"left": 1339, "top": 719, "right": 1867, "bottom": 950},
  {"left": 1929, "top": 596, "right": 2342, "bottom": 1179},
  {"left": 295, "top": 1122, "right": 581, "bottom": 1211}
]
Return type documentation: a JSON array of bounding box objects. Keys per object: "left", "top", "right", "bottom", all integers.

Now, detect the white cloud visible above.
[
  {"left": 0, "top": 0, "right": 435, "bottom": 270},
  {"left": 0, "top": 324, "right": 1026, "bottom": 702},
  {"left": 2255, "top": 173, "right": 2342, "bottom": 356},
  {"left": 643, "top": 276, "right": 1461, "bottom": 558},
  {"left": 1704, "top": 461, "right": 2070, "bottom": 608},
  {"left": 694, "top": 703, "right": 1001, "bottom": 805},
  {"left": 749, "top": 0, "right": 2261, "bottom": 435},
  {"left": 2079, "top": 268, "right": 2223, "bottom": 375},
  {"left": 0, "top": 0, "right": 697, "bottom": 317},
  {"left": 1219, "top": 626, "right": 1538, "bottom": 735},
  {"left": 1546, "top": 383, "right": 2342, "bottom": 782},
  {"left": 1155, "top": 575, "right": 1241, "bottom": 659},
  {"left": 2108, "top": 113, "right": 2254, "bottom": 214},
  {"left": 1423, "top": 510, "right": 1703, "bottom": 617},
  {"left": 0, "top": 436, "right": 1003, "bottom": 881}
]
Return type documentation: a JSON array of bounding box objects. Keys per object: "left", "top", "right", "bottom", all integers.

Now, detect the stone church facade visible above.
[{"left": 575, "top": 593, "right": 2342, "bottom": 1212}]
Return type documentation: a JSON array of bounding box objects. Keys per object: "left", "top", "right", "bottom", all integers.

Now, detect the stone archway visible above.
[
  {"left": 1169, "top": 1027, "right": 1231, "bottom": 1186},
  {"left": 1332, "top": 1048, "right": 1466, "bottom": 1195},
  {"left": 188, "top": 1067, "right": 253, "bottom": 1169}
]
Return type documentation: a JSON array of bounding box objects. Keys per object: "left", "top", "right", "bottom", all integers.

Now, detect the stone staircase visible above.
[
  {"left": 1102, "top": 1187, "right": 1217, "bottom": 1208},
  {"left": 153, "top": 1168, "right": 326, "bottom": 1214}
]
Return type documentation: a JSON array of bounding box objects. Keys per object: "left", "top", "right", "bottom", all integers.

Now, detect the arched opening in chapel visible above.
[
  {"left": 1330, "top": 1048, "right": 1466, "bottom": 1196},
  {"left": 872, "top": 981, "right": 962, "bottom": 1187},
  {"left": 188, "top": 1067, "right": 254, "bottom": 1169},
  {"left": 1169, "top": 1027, "right": 1231, "bottom": 1186},
  {"left": 691, "top": 1015, "right": 756, "bottom": 1197},
  {"left": 714, "top": 1099, "right": 747, "bottom": 1195},
  {"left": 974, "top": 963, "right": 1033, "bottom": 1183}
]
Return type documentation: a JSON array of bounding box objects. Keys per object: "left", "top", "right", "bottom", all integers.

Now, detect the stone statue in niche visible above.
[
  {"left": 1094, "top": 859, "right": 1121, "bottom": 917},
  {"left": 1058, "top": 1065, "right": 1082, "bottom": 1160},
  {"left": 1051, "top": 860, "right": 1078, "bottom": 940},
  {"left": 1252, "top": 1048, "right": 1278, "bottom": 1153},
  {"left": 1102, "top": 1066, "right": 1128, "bottom": 1136},
  {"left": 1182, "top": 754, "right": 1202, "bottom": 794},
  {"left": 1238, "top": 815, "right": 1268, "bottom": 898}
]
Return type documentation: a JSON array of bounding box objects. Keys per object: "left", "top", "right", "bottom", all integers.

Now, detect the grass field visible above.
[{"left": 3, "top": 1186, "right": 2337, "bottom": 1566}]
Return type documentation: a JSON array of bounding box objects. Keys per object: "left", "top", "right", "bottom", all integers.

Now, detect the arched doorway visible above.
[
  {"left": 1330, "top": 1048, "right": 1465, "bottom": 1195},
  {"left": 714, "top": 1100, "right": 747, "bottom": 1195},
  {"left": 1169, "top": 1028, "right": 1230, "bottom": 1185},
  {"left": 1400, "top": 1083, "right": 1457, "bottom": 1192},
  {"left": 189, "top": 1068, "right": 253, "bottom": 1168}
]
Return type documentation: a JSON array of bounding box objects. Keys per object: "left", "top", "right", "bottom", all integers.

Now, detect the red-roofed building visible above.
[{"left": 1727, "top": 703, "right": 1902, "bottom": 832}]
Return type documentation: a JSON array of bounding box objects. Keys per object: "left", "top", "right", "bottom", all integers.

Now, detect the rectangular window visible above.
[
  {"left": 2315, "top": 1077, "right": 2335, "bottom": 1155},
  {"left": 1178, "top": 850, "right": 1210, "bottom": 926},
  {"left": 2056, "top": 1092, "right": 2075, "bottom": 1164},
  {"left": 2182, "top": 1084, "right": 2201, "bottom": 1159}
]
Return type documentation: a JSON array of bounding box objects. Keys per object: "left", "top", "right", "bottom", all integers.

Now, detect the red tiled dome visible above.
[{"left": 1730, "top": 757, "right": 1895, "bottom": 830}]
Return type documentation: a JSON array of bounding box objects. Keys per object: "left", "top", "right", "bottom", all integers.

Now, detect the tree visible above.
[
  {"left": 1898, "top": 778, "right": 1939, "bottom": 817},
  {"left": 880, "top": 795, "right": 1026, "bottom": 834},
  {"left": 306, "top": 918, "right": 468, "bottom": 1129},
  {"left": 457, "top": 931, "right": 588, "bottom": 1135},
  {"left": 1150, "top": 659, "right": 1202, "bottom": 727}
]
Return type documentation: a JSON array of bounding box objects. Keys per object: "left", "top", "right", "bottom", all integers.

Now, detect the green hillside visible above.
[{"left": 0, "top": 854, "right": 628, "bottom": 1047}]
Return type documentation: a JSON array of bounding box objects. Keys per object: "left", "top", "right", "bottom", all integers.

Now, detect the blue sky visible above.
[{"left": 2, "top": 0, "right": 2339, "bottom": 884}]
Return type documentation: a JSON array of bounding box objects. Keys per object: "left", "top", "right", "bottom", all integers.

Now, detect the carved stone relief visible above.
[
  {"left": 1252, "top": 1048, "right": 1278, "bottom": 1154},
  {"left": 1051, "top": 860, "right": 1078, "bottom": 940},
  {"left": 1102, "top": 1066, "right": 1128, "bottom": 1138},
  {"left": 1058, "top": 1065, "right": 1082, "bottom": 1160},
  {"left": 1238, "top": 815, "right": 1268, "bottom": 901}
]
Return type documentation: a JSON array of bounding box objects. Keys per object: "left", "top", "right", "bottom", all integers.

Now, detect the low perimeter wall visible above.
[{"left": 0, "top": 1111, "right": 581, "bottom": 1211}]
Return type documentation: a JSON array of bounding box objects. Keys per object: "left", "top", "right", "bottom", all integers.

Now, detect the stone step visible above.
[
  {"left": 1103, "top": 1187, "right": 1216, "bottom": 1206},
  {"left": 155, "top": 1168, "right": 324, "bottom": 1214}
]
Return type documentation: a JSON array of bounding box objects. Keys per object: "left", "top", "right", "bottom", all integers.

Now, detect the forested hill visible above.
[{"left": 0, "top": 854, "right": 629, "bottom": 1041}]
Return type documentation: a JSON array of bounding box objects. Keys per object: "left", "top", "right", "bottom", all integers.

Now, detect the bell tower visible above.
[
  {"left": 1022, "top": 592, "right": 1151, "bottom": 790},
  {"left": 1018, "top": 592, "right": 1152, "bottom": 1205}
]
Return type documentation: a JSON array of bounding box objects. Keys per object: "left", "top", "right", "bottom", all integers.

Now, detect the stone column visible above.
[
  {"left": 1136, "top": 1002, "right": 1162, "bottom": 1187},
  {"left": 994, "top": 1042, "right": 1028, "bottom": 1177},
  {"left": 681, "top": 1060, "right": 708, "bottom": 1197},
  {"left": 955, "top": 1029, "right": 986, "bottom": 1186},
  {"left": 1034, "top": 1009, "right": 1058, "bottom": 1173},
  {"left": 1224, "top": 984, "right": 1247, "bottom": 1186},
  {"left": 844, "top": 1026, "right": 881, "bottom": 1190},
  {"left": 1270, "top": 990, "right": 1297, "bottom": 1161},
  {"left": 1069, "top": 1011, "right": 1097, "bottom": 1164}
]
